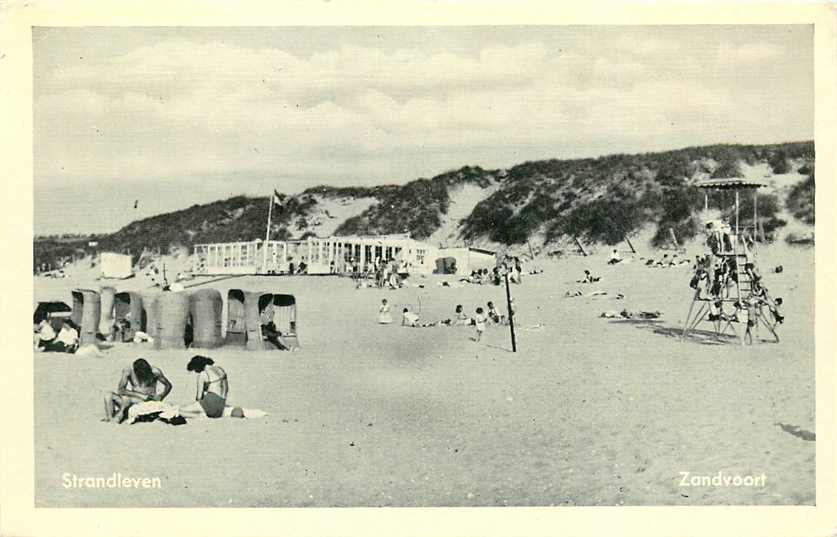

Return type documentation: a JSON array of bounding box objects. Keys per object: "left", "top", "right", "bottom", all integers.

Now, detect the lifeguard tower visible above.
[{"left": 680, "top": 177, "right": 781, "bottom": 344}]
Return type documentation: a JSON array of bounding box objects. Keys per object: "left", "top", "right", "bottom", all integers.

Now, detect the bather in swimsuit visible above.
[{"left": 198, "top": 370, "right": 227, "bottom": 418}]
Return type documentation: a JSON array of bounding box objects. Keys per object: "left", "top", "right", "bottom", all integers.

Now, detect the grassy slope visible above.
[{"left": 33, "top": 142, "right": 814, "bottom": 270}]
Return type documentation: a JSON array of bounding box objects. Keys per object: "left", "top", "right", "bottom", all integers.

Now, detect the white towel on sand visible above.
[{"left": 127, "top": 401, "right": 180, "bottom": 423}]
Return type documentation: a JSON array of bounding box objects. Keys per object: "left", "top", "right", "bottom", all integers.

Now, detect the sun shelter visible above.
[
  {"left": 100, "top": 252, "right": 134, "bottom": 279},
  {"left": 71, "top": 289, "right": 101, "bottom": 346},
  {"left": 257, "top": 293, "right": 300, "bottom": 350},
  {"left": 114, "top": 292, "right": 143, "bottom": 342},
  {"left": 189, "top": 288, "right": 224, "bottom": 348},
  {"left": 98, "top": 286, "right": 116, "bottom": 340},
  {"left": 225, "top": 289, "right": 299, "bottom": 350},
  {"left": 70, "top": 292, "right": 84, "bottom": 328},
  {"left": 225, "top": 289, "right": 247, "bottom": 346},
  {"left": 33, "top": 301, "right": 71, "bottom": 324},
  {"left": 153, "top": 291, "right": 191, "bottom": 349},
  {"left": 141, "top": 293, "right": 161, "bottom": 339}
]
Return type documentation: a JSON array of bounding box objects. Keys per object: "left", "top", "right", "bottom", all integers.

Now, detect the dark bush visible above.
[{"left": 786, "top": 170, "right": 815, "bottom": 225}]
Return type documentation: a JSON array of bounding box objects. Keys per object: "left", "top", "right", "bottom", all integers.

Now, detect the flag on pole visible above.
[{"left": 271, "top": 189, "right": 284, "bottom": 212}]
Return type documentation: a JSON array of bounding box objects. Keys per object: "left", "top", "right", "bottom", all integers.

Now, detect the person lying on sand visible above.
[
  {"left": 577, "top": 270, "right": 601, "bottom": 284},
  {"left": 600, "top": 309, "right": 661, "bottom": 320},
  {"left": 566, "top": 289, "right": 623, "bottom": 299},
  {"left": 103, "top": 358, "right": 172, "bottom": 423},
  {"left": 402, "top": 308, "right": 420, "bottom": 327}
]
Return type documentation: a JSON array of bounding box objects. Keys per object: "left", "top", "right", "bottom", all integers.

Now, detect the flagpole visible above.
[{"left": 262, "top": 192, "right": 274, "bottom": 273}]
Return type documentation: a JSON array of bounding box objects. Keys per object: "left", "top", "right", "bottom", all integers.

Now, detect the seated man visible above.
[
  {"left": 261, "top": 321, "right": 290, "bottom": 350},
  {"left": 103, "top": 358, "right": 172, "bottom": 423},
  {"left": 608, "top": 249, "right": 622, "bottom": 264}
]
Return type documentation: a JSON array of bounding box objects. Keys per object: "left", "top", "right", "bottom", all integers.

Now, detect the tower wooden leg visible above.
[{"left": 681, "top": 295, "right": 700, "bottom": 341}]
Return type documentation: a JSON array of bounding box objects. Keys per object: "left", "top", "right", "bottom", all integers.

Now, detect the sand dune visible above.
[{"left": 33, "top": 241, "right": 814, "bottom": 507}]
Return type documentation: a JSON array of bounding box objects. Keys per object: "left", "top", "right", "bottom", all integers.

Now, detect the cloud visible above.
[{"left": 35, "top": 30, "right": 813, "bottom": 194}]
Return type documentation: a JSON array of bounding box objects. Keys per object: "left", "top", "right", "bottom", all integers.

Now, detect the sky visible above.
[{"left": 33, "top": 25, "right": 813, "bottom": 235}]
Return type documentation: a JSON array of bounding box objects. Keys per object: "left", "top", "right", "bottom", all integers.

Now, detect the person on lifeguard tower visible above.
[{"left": 706, "top": 220, "right": 733, "bottom": 255}]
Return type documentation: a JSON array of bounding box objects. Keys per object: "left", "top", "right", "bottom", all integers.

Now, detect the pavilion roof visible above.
[{"left": 694, "top": 177, "right": 766, "bottom": 190}]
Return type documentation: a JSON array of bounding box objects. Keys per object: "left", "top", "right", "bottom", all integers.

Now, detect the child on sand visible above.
[
  {"left": 487, "top": 301, "right": 504, "bottom": 324},
  {"left": 454, "top": 304, "right": 471, "bottom": 326},
  {"left": 402, "top": 308, "right": 420, "bottom": 327},
  {"left": 473, "top": 307, "right": 487, "bottom": 342},
  {"left": 378, "top": 299, "right": 393, "bottom": 324}
]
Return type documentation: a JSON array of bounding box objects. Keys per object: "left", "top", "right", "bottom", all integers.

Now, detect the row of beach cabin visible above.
[
  {"left": 66, "top": 287, "right": 299, "bottom": 350},
  {"left": 192, "top": 233, "right": 497, "bottom": 277}
]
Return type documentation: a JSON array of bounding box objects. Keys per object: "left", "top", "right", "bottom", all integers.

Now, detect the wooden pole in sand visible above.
[
  {"left": 669, "top": 228, "right": 679, "bottom": 249},
  {"left": 624, "top": 235, "right": 637, "bottom": 254},
  {"left": 504, "top": 270, "right": 517, "bottom": 353},
  {"left": 573, "top": 236, "right": 588, "bottom": 257}
]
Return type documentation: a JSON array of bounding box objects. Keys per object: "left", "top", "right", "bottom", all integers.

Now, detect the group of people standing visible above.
[{"left": 353, "top": 257, "right": 408, "bottom": 289}]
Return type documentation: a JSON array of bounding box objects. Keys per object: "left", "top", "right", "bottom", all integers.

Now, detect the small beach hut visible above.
[
  {"left": 224, "top": 289, "right": 299, "bottom": 350},
  {"left": 225, "top": 289, "right": 247, "bottom": 347},
  {"left": 189, "top": 288, "right": 224, "bottom": 348},
  {"left": 100, "top": 252, "right": 134, "bottom": 279},
  {"left": 114, "top": 291, "right": 143, "bottom": 342},
  {"left": 71, "top": 289, "right": 101, "bottom": 346},
  {"left": 33, "top": 301, "right": 71, "bottom": 324},
  {"left": 141, "top": 293, "right": 161, "bottom": 339},
  {"left": 98, "top": 286, "right": 116, "bottom": 339},
  {"left": 259, "top": 293, "right": 300, "bottom": 350},
  {"left": 154, "top": 291, "right": 191, "bottom": 349},
  {"left": 434, "top": 256, "right": 457, "bottom": 274}
]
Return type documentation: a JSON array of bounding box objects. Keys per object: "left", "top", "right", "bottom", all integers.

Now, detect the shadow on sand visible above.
[{"left": 608, "top": 319, "right": 735, "bottom": 346}]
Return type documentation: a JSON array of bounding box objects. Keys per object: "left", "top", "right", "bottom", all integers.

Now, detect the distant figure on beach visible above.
[
  {"left": 180, "top": 355, "right": 230, "bottom": 419},
  {"left": 378, "top": 299, "right": 393, "bottom": 324},
  {"left": 35, "top": 318, "right": 79, "bottom": 353},
  {"left": 578, "top": 270, "right": 601, "bottom": 283},
  {"left": 487, "top": 301, "right": 504, "bottom": 324},
  {"left": 34, "top": 317, "right": 57, "bottom": 350},
  {"left": 103, "top": 358, "right": 172, "bottom": 422},
  {"left": 260, "top": 302, "right": 290, "bottom": 350},
  {"left": 401, "top": 308, "right": 420, "bottom": 327},
  {"left": 473, "top": 307, "right": 487, "bottom": 342},
  {"left": 454, "top": 304, "right": 471, "bottom": 326},
  {"left": 608, "top": 249, "right": 622, "bottom": 264},
  {"left": 54, "top": 319, "right": 79, "bottom": 352}
]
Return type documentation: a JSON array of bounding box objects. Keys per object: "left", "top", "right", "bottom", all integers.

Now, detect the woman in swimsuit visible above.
[{"left": 180, "top": 355, "right": 229, "bottom": 419}]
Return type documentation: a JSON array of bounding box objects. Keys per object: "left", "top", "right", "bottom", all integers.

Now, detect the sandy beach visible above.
[{"left": 33, "top": 243, "right": 815, "bottom": 507}]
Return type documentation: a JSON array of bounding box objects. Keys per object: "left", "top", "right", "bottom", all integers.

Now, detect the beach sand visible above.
[{"left": 33, "top": 243, "right": 815, "bottom": 507}]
